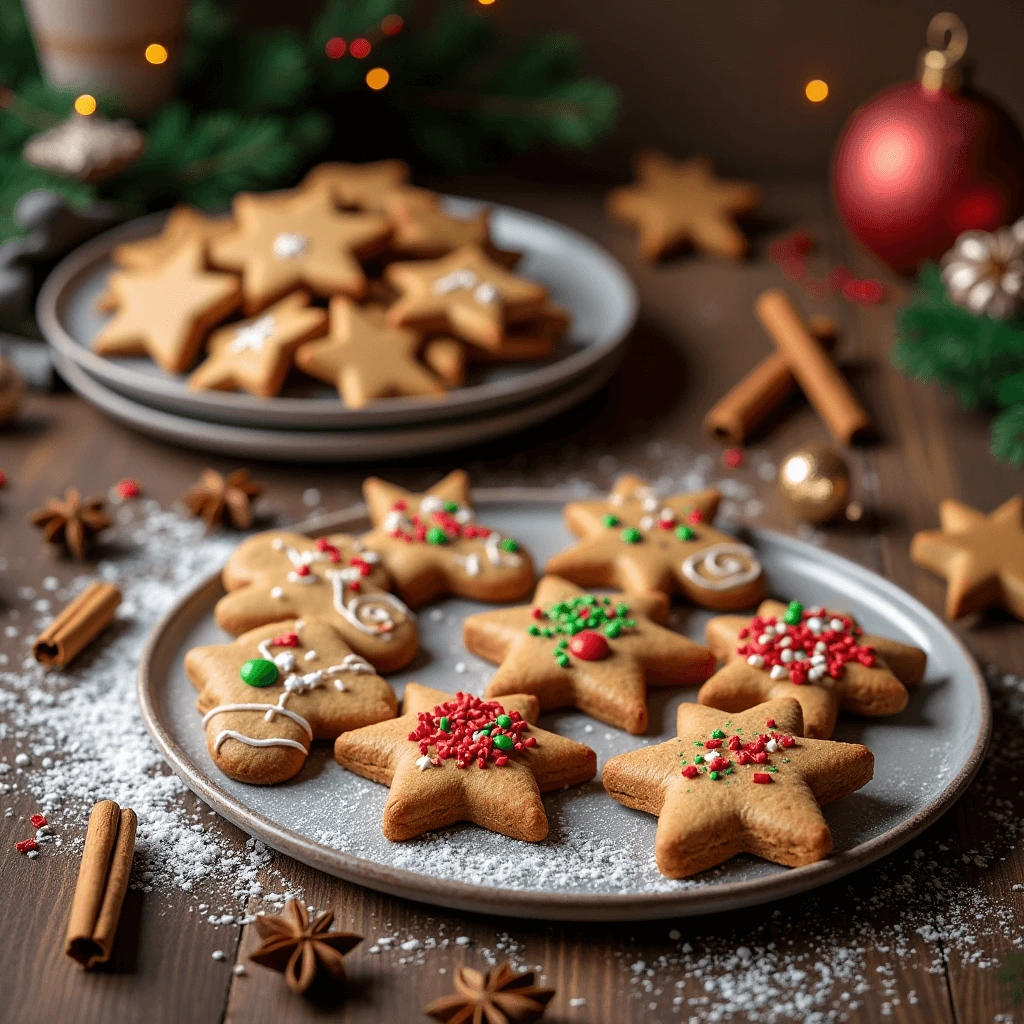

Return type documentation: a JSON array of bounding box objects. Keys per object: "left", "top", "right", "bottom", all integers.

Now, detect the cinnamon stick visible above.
[
  {"left": 65, "top": 800, "right": 137, "bottom": 969},
  {"left": 33, "top": 582, "right": 121, "bottom": 668}
]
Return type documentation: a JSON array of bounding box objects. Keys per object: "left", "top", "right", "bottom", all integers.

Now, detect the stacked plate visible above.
[{"left": 37, "top": 197, "right": 637, "bottom": 461}]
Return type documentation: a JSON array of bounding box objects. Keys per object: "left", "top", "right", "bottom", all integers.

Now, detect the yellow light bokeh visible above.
[
  {"left": 804, "top": 79, "right": 829, "bottom": 103},
  {"left": 74, "top": 94, "right": 97, "bottom": 116},
  {"left": 145, "top": 43, "right": 169, "bottom": 65},
  {"left": 478, "top": 0, "right": 497, "bottom": 6},
  {"left": 366, "top": 67, "right": 390, "bottom": 90}
]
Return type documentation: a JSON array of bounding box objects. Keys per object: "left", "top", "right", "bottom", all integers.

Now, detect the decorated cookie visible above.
[
  {"left": 334, "top": 683, "right": 596, "bottom": 841},
  {"left": 602, "top": 698, "right": 873, "bottom": 878},
  {"left": 215, "top": 530, "right": 418, "bottom": 674},
  {"left": 699, "top": 599, "right": 926, "bottom": 739},
  {"left": 186, "top": 619, "right": 397, "bottom": 784},
  {"left": 910, "top": 496, "right": 1024, "bottom": 621},
  {"left": 464, "top": 575, "right": 715, "bottom": 734},
  {"left": 300, "top": 160, "right": 438, "bottom": 214},
  {"left": 359, "top": 471, "right": 535, "bottom": 607},
  {"left": 545, "top": 475, "right": 765, "bottom": 610},
  {"left": 92, "top": 240, "right": 242, "bottom": 373},
  {"left": 112, "top": 205, "right": 235, "bottom": 271}
]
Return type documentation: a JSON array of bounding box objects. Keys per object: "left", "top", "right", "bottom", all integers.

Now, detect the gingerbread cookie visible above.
[
  {"left": 186, "top": 618, "right": 397, "bottom": 784},
  {"left": 112, "top": 206, "right": 235, "bottom": 271},
  {"left": 215, "top": 530, "right": 418, "bottom": 674},
  {"left": 422, "top": 337, "right": 466, "bottom": 388},
  {"left": 359, "top": 471, "right": 535, "bottom": 607},
  {"left": 699, "top": 599, "right": 926, "bottom": 739},
  {"left": 910, "top": 496, "right": 1024, "bottom": 620},
  {"left": 464, "top": 575, "right": 715, "bottom": 734},
  {"left": 334, "top": 683, "right": 596, "bottom": 841},
  {"left": 389, "top": 202, "right": 492, "bottom": 258},
  {"left": 602, "top": 698, "right": 873, "bottom": 878},
  {"left": 607, "top": 152, "right": 760, "bottom": 262},
  {"left": 546, "top": 475, "right": 765, "bottom": 610},
  {"left": 301, "top": 160, "right": 438, "bottom": 214}
]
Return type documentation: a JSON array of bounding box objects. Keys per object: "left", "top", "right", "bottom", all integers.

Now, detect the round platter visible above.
[
  {"left": 37, "top": 198, "right": 637, "bottom": 430},
  {"left": 139, "top": 491, "right": 990, "bottom": 920}
]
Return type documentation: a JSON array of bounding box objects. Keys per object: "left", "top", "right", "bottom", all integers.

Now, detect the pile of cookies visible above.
[
  {"left": 92, "top": 161, "right": 571, "bottom": 408},
  {"left": 185, "top": 471, "right": 926, "bottom": 880}
]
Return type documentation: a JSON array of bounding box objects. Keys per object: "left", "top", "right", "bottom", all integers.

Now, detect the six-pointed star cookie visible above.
[
  {"left": 215, "top": 530, "right": 419, "bottom": 674},
  {"left": 186, "top": 618, "right": 397, "bottom": 785},
  {"left": 334, "top": 683, "right": 596, "bottom": 841},
  {"left": 92, "top": 240, "right": 241, "bottom": 372},
  {"left": 602, "top": 698, "right": 873, "bottom": 878},
  {"left": 910, "top": 496, "right": 1024, "bottom": 620},
  {"left": 112, "top": 205, "right": 235, "bottom": 271},
  {"left": 300, "top": 159, "right": 438, "bottom": 214},
  {"left": 699, "top": 599, "right": 926, "bottom": 739},
  {"left": 545, "top": 475, "right": 765, "bottom": 610},
  {"left": 294, "top": 298, "right": 445, "bottom": 408},
  {"left": 188, "top": 291, "right": 327, "bottom": 397},
  {"left": 464, "top": 575, "right": 716, "bottom": 734},
  {"left": 607, "top": 152, "right": 761, "bottom": 262},
  {"left": 359, "top": 470, "right": 535, "bottom": 607}
]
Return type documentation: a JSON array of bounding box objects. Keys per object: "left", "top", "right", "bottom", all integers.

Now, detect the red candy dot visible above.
[
  {"left": 687, "top": 510, "right": 703, "bottom": 524},
  {"left": 116, "top": 478, "right": 140, "bottom": 499},
  {"left": 568, "top": 630, "right": 609, "bottom": 661}
]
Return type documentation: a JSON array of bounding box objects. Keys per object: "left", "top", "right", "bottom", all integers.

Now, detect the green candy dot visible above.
[
  {"left": 616, "top": 603, "right": 629, "bottom": 617},
  {"left": 426, "top": 526, "right": 448, "bottom": 545},
  {"left": 602, "top": 514, "right": 620, "bottom": 528},
  {"left": 443, "top": 500, "right": 459, "bottom": 513},
  {"left": 493, "top": 734, "right": 514, "bottom": 751},
  {"left": 240, "top": 658, "right": 278, "bottom": 688},
  {"left": 499, "top": 537, "right": 519, "bottom": 553},
  {"left": 476, "top": 728, "right": 491, "bottom": 738},
  {"left": 711, "top": 729, "right": 726, "bottom": 739},
  {"left": 783, "top": 600, "right": 804, "bottom": 625},
  {"left": 604, "top": 622, "right": 622, "bottom": 639},
  {"left": 694, "top": 753, "right": 704, "bottom": 764},
  {"left": 556, "top": 654, "right": 570, "bottom": 668},
  {"left": 528, "top": 625, "right": 541, "bottom": 636},
  {"left": 621, "top": 527, "right": 642, "bottom": 544},
  {"left": 709, "top": 771, "right": 720, "bottom": 780},
  {"left": 496, "top": 714, "right": 512, "bottom": 728},
  {"left": 675, "top": 525, "right": 695, "bottom": 541},
  {"left": 439, "top": 716, "right": 451, "bottom": 732}
]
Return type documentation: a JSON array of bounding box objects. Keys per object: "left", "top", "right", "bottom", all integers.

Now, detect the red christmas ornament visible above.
[
  {"left": 569, "top": 630, "right": 610, "bottom": 661},
  {"left": 833, "top": 14, "right": 1024, "bottom": 274}
]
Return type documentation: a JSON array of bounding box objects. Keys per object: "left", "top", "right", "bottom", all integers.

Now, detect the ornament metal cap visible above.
[{"left": 917, "top": 12, "right": 968, "bottom": 92}]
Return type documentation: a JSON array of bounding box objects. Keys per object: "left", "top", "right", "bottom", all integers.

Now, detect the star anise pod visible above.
[
  {"left": 425, "top": 963, "right": 555, "bottom": 1024},
  {"left": 248, "top": 900, "right": 362, "bottom": 995},
  {"left": 29, "top": 487, "right": 111, "bottom": 559},
  {"left": 183, "top": 468, "right": 263, "bottom": 530}
]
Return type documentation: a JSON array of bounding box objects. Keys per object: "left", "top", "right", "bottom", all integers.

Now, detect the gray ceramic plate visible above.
[
  {"left": 138, "top": 492, "right": 990, "bottom": 921},
  {"left": 37, "top": 198, "right": 637, "bottom": 430}
]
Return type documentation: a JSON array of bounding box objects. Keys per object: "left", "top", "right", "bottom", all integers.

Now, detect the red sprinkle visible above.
[
  {"left": 408, "top": 692, "right": 529, "bottom": 769},
  {"left": 723, "top": 448, "right": 744, "bottom": 469},
  {"left": 392, "top": 500, "right": 407, "bottom": 511},
  {"left": 16, "top": 838, "right": 37, "bottom": 853},
  {"left": 271, "top": 632, "right": 300, "bottom": 647},
  {"left": 681, "top": 765, "right": 699, "bottom": 779},
  {"left": 348, "top": 580, "right": 361, "bottom": 592},
  {"left": 30, "top": 814, "right": 46, "bottom": 828},
  {"left": 765, "top": 718, "right": 776, "bottom": 728},
  {"left": 752, "top": 772, "right": 772, "bottom": 784},
  {"left": 295, "top": 565, "right": 311, "bottom": 577},
  {"left": 116, "top": 478, "right": 140, "bottom": 499},
  {"left": 532, "top": 607, "right": 543, "bottom": 619},
  {"left": 704, "top": 738, "right": 722, "bottom": 749},
  {"left": 687, "top": 510, "right": 703, "bottom": 524}
]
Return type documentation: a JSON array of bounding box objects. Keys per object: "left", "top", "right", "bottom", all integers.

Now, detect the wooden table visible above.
[{"left": 0, "top": 183, "right": 1019, "bottom": 1023}]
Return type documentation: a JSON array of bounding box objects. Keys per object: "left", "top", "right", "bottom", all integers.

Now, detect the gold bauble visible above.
[
  {"left": 0, "top": 354, "right": 24, "bottom": 425},
  {"left": 778, "top": 443, "right": 850, "bottom": 523}
]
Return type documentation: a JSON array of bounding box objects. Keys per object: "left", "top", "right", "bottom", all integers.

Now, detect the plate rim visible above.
[{"left": 137, "top": 489, "right": 992, "bottom": 921}]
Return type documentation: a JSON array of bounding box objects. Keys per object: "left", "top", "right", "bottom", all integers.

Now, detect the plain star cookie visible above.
[
  {"left": 215, "top": 530, "right": 418, "bottom": 674},
  {"left": 464, "top": 575, "right": 715, "bottom": 734},
  {"left": 112, "top": 205, "right": 234, "bottom": 270},
  {"left": 186, "top": 618, "right": 397, "bottom": 785},
  {"left": 300, "top": 159, "right": 437, "bottom": 214},
  {"left": 699, "top": 599, "right": 926, "bottom": 739},
  {"left": 334, "top": 683, "right": 596, "bottom": 841},
  {"left": 545, "top": 475, "right": 765, "bottom": 610},
  {"left": 602, "top": 698, "right": 873, "bottom": 878}
]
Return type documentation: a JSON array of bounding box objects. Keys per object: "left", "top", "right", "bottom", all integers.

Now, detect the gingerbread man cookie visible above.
[
  {"left": 699, "top": 599, "right": 926, "bottom": 739},
  {"left": 545, "top": 475, "right": 765, "bottom": 610},
  {"left": 359, "top": 471, "right": 535, "bottom": 607},
  {"left": 602, "top": 698, "right": 873, "bottom": 878},
  {"left": 112, "top": 206, "right": 235, "bottom": 271},
  {"left": 186, "top": 618, "right": 397, "bottom": 785},
  {"left": 215, "top": 530, "right": 418, "bottom": 674},
  {"left": 334, "top": 683, "right": 596, "bottom": 841},
  {"left": 464, "top": 575, "right": 715, "bottom": 734}
]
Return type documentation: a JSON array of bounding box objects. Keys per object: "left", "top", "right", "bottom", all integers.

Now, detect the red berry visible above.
[{"left": 568, "top": 630, "right": 610, "bottom": 661}]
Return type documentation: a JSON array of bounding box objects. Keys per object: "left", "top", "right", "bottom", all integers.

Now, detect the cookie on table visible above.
[
  {"left": 699, "top": 599, "right": 926, "bottom": 739},
  {"left": 359, "top": 470, "right": 535, "bottom": 607},
  {"left": 215, "top": 530, "right": 418, "bottom": 674},
  {"left": 112, "top": 205, "right": 235, "bottom": 271},
  {"left": 300, "top": 159, "right": 438, "bottom": 214},
  {"left": 334, "top": 683, "right": 596, "bottom": 841},
  {"left": 186, "top": 618, "right": 397, "bottom": 785},
  {"left": 545, "top": 475, "right": 765, "bottom": 610},
  {"left": 464, "top": 575, "right": 716, "bottom": 734},
  {"left": 602, "top": 698, "right": 873, "bottom": 878}
]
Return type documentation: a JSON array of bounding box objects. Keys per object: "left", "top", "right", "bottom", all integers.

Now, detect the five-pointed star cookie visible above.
[
  {"left": 359, "top": 470, "right": 535, "bottom": 607},
  {"left": 210, "top": 188, "right": 390, "bottom": 313},
  {"left": 215, "top": 530, "right": 419, "bottom": 674},
  {"left": 186, "top": 618, "right": 397, "bottom": 785},
  {"left": 464, "top": 575, "right": 716, "bottom": 734},
  {"left": 602, "top": 698, "right": 873, "bottom": 878},
  {"left": 188, "top": 291, "right": 327, "bottom": 396},
  {"left": 388, "top": 201, "right": 507, "bottom": 261},
  {"left": 300, "top": 159, "right": 438, "bottom": 214},
  {"left": 545, "top": 475, "right": 765, "bottom": 610},
  {"left": 334, "top": 683, "right": 596, "bottom": 841},
  {"left": 607, "top": 152, "right": 761, "bottom": 262},
  {"left": 699, "top": 599, "right": 927, "bottom": 739},
  {"left": 910, "top": 496, "right": 1024, "bottom": 620},
  {"left": 92, "top": 240, "right": 241, "bottom": 372},
  {"left": 112, "top": 205, "right": 235, "bottom": 271},
  {"left": 293, "top": 298, "right": 445, "bottom": 408}
]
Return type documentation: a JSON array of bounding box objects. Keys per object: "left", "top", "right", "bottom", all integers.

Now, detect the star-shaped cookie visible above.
[
  {"left": 300, "top": 159, "right": 438, "bottom": 214},
  {"left": 607, "top": 152, "right": 760, "bottom": 262},
  {"left": 910, "top": 496, "right": 1024, "bottom": 620},
  {"left": 545, "top": 475, "right": 765, "bottom": 610},
  {"left": 602, "top": 698, "right": 873, "bottom": 878},
  {"left": 186, "top": 618, "right": 397, "bottom": 784},
  {"left": 215, "top": 530, "right": 419, "bottom": 674},
  {"left": 699, "top": 599, "right": 926, "bottom": 738},
  {"left": 359, "top": 471, "right": 535, "bottom": 607},
  {"left": 334, "top": 683, "right": 596, "bottom": 841},
  {"left": 464, "top": 575, "right": 716, "bottom": 734},
  {"left": 92, "top": 240, "right": 241, "bottom": 372},
  {"left": 188, "top": 291, "right": 327, "bottom": 396},
  {"left": 293, "top": 298, "right": 445, "bottom": 408},
  {"left": 112, "top": 205, "right": 235, "bottom": 271}
]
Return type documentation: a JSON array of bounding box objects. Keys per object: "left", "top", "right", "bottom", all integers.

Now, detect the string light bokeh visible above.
[
  {"left": 805, "top": 79, "right": 829, "bottom": 102},
  {"left": 73, "top": 94, "right": 97, "bottom": 116},
  {"left": 366, "top": 67, "right": 390, "bottom": 90},
  {"left": 145, "top": 43, "right": 168, "bottom": 65}
]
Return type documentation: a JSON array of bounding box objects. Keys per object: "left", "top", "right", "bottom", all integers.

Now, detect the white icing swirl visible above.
[{"left": 680, "top": 543, "right": 762, "bottom": 591}]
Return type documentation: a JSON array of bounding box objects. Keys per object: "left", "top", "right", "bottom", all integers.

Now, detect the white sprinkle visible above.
[{"left": 212, "top": 950, "right": 226, "bottom": 961}]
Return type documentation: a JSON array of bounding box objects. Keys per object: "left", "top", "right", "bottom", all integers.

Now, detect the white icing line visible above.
[
  {"left": 213, "top": 730, "right": 308, "bottom": 754},
  {"left": 203, "top": 702, "right": 313, "bottom": 740},
  {"left": 680, "top": 543, "right": 762, "bottom": 592}
]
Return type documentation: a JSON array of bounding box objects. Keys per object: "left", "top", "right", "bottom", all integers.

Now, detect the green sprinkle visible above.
[
  {"left": 439, "top": 717, "right": 451, "bottom": 732},
  {"left": 709, "top": 771, "right": 720, "bottom": 780},
  {"left": 528, "top": 625, "right": 541, "bottom": 636},
  {"left": 621, "top": 527, "right": 642, "bottom": 544},
  {"left": 693, "top": 741, "right": 703, "bottom": 747},
  {"left": 782, "top": 758, "right": 790, "bottom": 763},
  {"left": 556, "top": 639, "right": 568, "bottom": 649},
  {"left": 426, "top": 526, "right": 448, "bottom": 545},
  {"left": 602, "top": 514, "right": 620, "bottom": 527},
  {"left": 240, "top": 658, "right": 278, "bottom": 688},
  {"left": 783, "top": 600, "right": 804, "bottom": 626},
  {"left": 556, "top": 654, "right": 570, "bottom": 668},
  {"left": 711, "top": 729, "right": 726, "bottom": 739},
  {"left": 675, "top": 525, "right": 695, "bottom": 541},
  {"left": 604, "top": 622, "right": 622, "bottom": 639},
  {"left": 495, "top": 715, "right": 512, "bottom": 729},
  {"left": 616, "top": 603, "right": 629, "bottom": 617},
  {"left": 493, "top": 734, "right": 514, "bottom": 751},
  {"left": 694, "top": 754, "right": 704, "bottom": 764},
  {"left": 624, "top": 619, "right": 636, "bottom": 628},
  {"left": 476, "top": 728, "right": 491, "bottom": 738},
  {"left": 443, "top": 500, "right": 459, "bottom": 513},
  {"left": 767, "top": 765, "right": 779, "bottom": 773},
  {"left": 499, "top": 537, "right": 519, "bottom": 553}
]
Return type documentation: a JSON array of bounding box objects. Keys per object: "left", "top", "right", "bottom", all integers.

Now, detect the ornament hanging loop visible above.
[{"left": 918, "top": 12, "right": 968, "bottom": 92}]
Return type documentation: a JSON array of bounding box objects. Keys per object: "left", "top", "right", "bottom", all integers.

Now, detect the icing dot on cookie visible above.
[{"left": 272, "top": 232, "right": 309, "bottom": 260}]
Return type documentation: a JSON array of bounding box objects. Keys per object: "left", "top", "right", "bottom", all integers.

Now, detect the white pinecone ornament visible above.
[{"left": 941, "top": 219, "right": 1024, "bottom": 319}]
